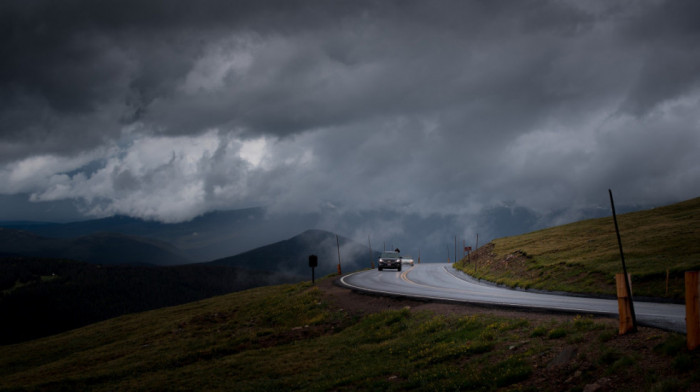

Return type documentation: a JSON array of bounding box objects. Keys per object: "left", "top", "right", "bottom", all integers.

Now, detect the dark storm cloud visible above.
[
  {"left": 616, "top": 1, "right": 700, "bottom": 115},
  {"left": 0, "top": 0, "right": 599, "bottom": 147},
  {"left": 0, "top": 0, "right": 355, "bottom": 155},
  {"left": 1, "top": 0, "right": 699, "bottom": 251}
]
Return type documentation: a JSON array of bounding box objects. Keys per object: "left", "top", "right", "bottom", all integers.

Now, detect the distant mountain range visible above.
[
  {"left": 0, "top": 208, "right": 328, "bottom": 262},
  {"left": 0, "top": 208, "right": 273, "bottom": 262},
  {"left": 0, "top": 228, "right": 191, "bottom": 266},
  {"left": 0, "top": 200, "right": 656, "bottom": 264},
  {"left": 208, "top": 229, "right": 380, "bottom": 277},
  {"left": 0, "top": 222, "right": 377, "bottom": 276}
]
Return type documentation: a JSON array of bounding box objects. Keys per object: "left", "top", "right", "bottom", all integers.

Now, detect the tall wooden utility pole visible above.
[
  {"left": 336, "top": 234, "right": 342, "bottom": 275},
  {"left": 475, "top": 233, "right": 479, "bottom": 272},
  {"left": 609, "top": 189, "right": 637, "bottom": 333}
]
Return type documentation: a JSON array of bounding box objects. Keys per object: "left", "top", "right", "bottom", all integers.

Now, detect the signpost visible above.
[{"left": 309, "top": 254, "right": 318, "bottom": 285}]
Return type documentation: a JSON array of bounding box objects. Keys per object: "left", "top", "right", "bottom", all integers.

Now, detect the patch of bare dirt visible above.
[{"left": 460, "top": 243, "right": 544, "bottom": 286}]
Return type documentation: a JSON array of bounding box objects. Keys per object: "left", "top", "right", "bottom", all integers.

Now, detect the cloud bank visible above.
[{"left": 1, "top": 0, "right": 699, "bottom": 253}]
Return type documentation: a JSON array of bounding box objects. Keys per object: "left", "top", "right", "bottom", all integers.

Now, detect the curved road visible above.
[{"left": 339, "top": 263, "right": 686, "bottom": 333}]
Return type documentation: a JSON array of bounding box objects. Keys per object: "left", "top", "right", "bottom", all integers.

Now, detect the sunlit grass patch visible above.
[
  {"left": 547, "top": 328, "right": 567, "bottom": 339},
  {"left": 456, "top": 197, "right": 700, "bottom": 299},
  {"left": 530, "top": 326, "right": 548, "bottom": 338},
  {"left": 488, "top": 357, "right": 533, "bottom": 388}
]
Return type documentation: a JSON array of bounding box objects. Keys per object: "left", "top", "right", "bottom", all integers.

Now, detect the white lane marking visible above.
[{"left": 340, "top": 270, "right": 429, "bottom": 298}]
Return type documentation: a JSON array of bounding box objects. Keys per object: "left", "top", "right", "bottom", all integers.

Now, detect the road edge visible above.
[
  {"left": 333, "top": 268, "right": 617, "bottom": 320},
  {"left": 334, "top": 266, "right": 686, "bottom": 333}
]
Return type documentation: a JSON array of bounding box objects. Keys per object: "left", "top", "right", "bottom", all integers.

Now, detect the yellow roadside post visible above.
[{"left": 616, "top": 273, "right": 635, "bottom": 335}]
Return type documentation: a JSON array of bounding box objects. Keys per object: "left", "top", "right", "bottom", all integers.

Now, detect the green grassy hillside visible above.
[
  {"left": 456, "top": 197, "right": 700, "bottom": 299},
  {"left": 1, "top": 279, "right": 697, "bottom": 391}
]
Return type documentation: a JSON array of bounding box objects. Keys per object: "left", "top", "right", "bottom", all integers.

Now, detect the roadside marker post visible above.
[
  {"left": 686, "top": 271, "right": 700, "bottom": 350},
  {"left": 616, "top": 273, "right": 635, "bottom": 334}
]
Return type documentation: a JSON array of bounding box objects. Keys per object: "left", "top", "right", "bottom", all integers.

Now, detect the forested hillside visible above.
[{"left": 0, "top": 257, "right": 299, "bottom": 344}]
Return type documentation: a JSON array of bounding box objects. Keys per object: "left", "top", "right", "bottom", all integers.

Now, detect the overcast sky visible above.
[{"left": 1, "top": 1, "right": 699, "bottom": 248}]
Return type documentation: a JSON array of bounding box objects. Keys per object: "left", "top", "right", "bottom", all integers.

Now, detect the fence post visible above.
[
  {"left": 616, "top": 273, "right": 635, "bottom": 335},
  {"left": 686, "top": 271, "right": 700, "bottom": 350}
]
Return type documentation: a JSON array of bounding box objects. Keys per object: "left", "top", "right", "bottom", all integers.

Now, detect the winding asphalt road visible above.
[{"left": 339, "top": 263, "right": 687, "bottom": 333}]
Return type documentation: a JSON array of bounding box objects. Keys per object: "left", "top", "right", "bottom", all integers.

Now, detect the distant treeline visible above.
[{"left": 0, "top": 257, "right": 301, "bottom": 345}]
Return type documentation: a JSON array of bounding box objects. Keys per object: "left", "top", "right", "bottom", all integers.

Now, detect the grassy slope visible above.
[
  {"left": 456, "top": 197, "right": 700, "bottom": 299},
  {"left": 1, "top": 280, "right": 698, "bottom": 391}
]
